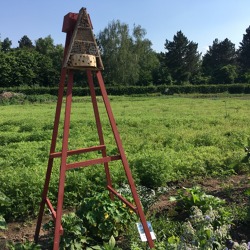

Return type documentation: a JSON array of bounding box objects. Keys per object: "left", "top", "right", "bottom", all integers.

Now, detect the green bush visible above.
[
  {"left": 131, "top": 151, "right": 173, "bottom": 188},
  {"left": 170, "top": 186, "right": 226, "bottom": 212},
  {"left": 0, "top": 166, "right": 46, "bottom": 220},
  {"left": 76, "top": 191, "right": 137, "bottom": 241}
]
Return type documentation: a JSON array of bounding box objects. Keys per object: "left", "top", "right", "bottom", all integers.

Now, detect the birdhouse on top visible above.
[{"left": 62, "top": 8, "right": 103, "bottom": 70}]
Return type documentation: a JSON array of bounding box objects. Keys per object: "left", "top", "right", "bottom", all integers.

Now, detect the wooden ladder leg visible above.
[
  {"left": 34, "top": 68, "right": 67, "bottom": 243},
  {"left": 87, "top": 70, "right": 114, "bottom": 199},
  {"left": 53, "top": 70, "right": 74, "bottom": 250},
  {"left": 95, "top": 71, "right": 155, "bottom": 249}
]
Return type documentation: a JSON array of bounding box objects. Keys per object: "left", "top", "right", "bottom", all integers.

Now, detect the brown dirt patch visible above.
[{"left": 0, "top": 92, "right": 23, "bottom": 100}]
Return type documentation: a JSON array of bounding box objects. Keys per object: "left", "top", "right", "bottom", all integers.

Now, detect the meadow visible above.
[{"left": 0, "top": 95, "right": 250, "bottom": 249}]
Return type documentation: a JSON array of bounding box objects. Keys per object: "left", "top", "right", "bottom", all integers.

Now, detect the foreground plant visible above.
[
  {"left": 170, "top": 186, "right": 226, "bottom": 213},
  {"left": 166, "top": 206, "right": 250, "bottom": 250},
  {"left": 44, "top": 212, "right": 101, "bottom": 249},
  {"left": 7, "top": 241, "right": 41, "bottom": 250},
  {"left": 76, "top": 190, "right": 137, "bottom": 241},
  {"left": 43, "top": 191, "right": 136, "bottom": 249}
]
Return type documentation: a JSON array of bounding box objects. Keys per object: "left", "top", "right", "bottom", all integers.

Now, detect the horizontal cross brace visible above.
[
  {"left": 50, "top": 145, "right": 106, "bottom": 158},
  {"left": 66, "top": 155, "right": 121, "bottom": 170}
]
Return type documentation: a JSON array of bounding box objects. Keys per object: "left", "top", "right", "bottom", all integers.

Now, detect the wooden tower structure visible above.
[{"left": 34, "top": 8, "right": 155, "bottom": 249}]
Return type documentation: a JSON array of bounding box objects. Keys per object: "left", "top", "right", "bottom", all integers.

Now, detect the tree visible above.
[
  {"left": 97, "top": 20, "right": 158, "bottom": 86},
  {"left": 0, "top": 51, "right": 14, "bottom": 87},
  {"left": 35, "top": 36, "right": 64, "bottom": 85},
  {"left": 1, "top": 37, "right": 12, "bottom": 52},
  {"left": 0, "top": 49, "right": 59, "bottom": 87},
  {"left": 0, "top": 34, "right": 64, "bottom": 87},
  {"left": 164, "top": 31, "right": 201, "bottom": 84},
  {"left": 132, "top": 25, "right": 160, "bottom": 85},
  {"left": 18, "top": 35, "right": 33, "bottom": 49},
  {"left": 214, "top": 64, "right": 237, "bottom": 84},
  {"left": 35, "top": 52, "right": 58, "bottom": 86},
  {"left": 153, "top": 52, "right": 173, "bottom": 85},
  {"left": 202, "top": 38, "right": 236, "bottom": 83},
  {"left": 238, "top": 25, "right": 250, "bottom": 72},
  {"left": 98, "top": 20, "right": 138, "bottom": 85},
  {"left": 35, "top": 35, "right": 55, "bottom": 55},
  {"left": 49, "top": 44, "right": 64, "bottom": 85},
  {"left": 9, "top": 49, "right": 37, "bottom": 86}
]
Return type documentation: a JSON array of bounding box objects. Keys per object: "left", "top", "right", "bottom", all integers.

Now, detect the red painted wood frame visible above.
[{"left": 34, "top": 20, "right": 155, "bottom": 250}]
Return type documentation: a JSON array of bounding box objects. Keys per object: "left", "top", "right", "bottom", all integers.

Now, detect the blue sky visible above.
[{"left": 0, "top": 1, "right": 250, "bottom": 54}]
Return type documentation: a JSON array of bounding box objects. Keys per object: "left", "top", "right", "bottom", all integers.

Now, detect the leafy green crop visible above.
[
  {"left": 0, "top": 96, "right": 250, "bottom": 222},
  {"left": 170, "top": 186, "right": 226, "bottom": 212},
  {"left": 76, "top": 191, "right": 137, "bottom": 241}
]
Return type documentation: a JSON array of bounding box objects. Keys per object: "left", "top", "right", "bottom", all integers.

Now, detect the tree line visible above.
[{"left": 0, "top": 20, "right": 250, "bottom": 88}]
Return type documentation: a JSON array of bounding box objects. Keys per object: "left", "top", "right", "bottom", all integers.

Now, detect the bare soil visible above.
[{"left": 0, "top": 174, "right": 249, "bottom": 249}]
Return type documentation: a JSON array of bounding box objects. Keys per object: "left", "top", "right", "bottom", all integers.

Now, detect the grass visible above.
[{"left": 0, "top": 95, "right": 250, "bottom": 221}]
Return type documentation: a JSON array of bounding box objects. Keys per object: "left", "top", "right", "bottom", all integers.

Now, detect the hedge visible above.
[{"left": 1, "top": 84, "right": 250, "bottom": 96}]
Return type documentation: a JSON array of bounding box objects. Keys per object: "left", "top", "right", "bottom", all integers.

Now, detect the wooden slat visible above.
[
  {"left": 107, "top": 185, "right": 137, "bottom": 212},
  {"left": 50, "top": 145, "right": 106, "bottom": 158},
  {"left": 45, "top": 197, "right": 63, "bottom": 235},
  {"left": 66, "top": 155, "right": 121, "bottom": 170}
]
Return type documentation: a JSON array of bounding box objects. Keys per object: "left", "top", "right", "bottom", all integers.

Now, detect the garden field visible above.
[{"left": 0, "top": 95, "right": 250, "bottom": 249}]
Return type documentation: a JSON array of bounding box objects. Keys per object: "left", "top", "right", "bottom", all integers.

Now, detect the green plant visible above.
[
  {"left": 166, "top": 206, "right": 231, "bottom": 249},
  {"left": 130, "top": 242, "right": 143, "bottom": 250},
  {"left": 7, "top": 241, "right": 41, "bottom": 250},
  {"left": 131, "top": 150, "right": 173, "bottom": 188},
  {"left": 46, "top": 217, "right": 122, "bottom": 249},
  {"left": 59, "top": 213, "right": 90, "bottom": 250},
  {"left": 170, "top": 186, "right": 226, "bottom": 213},
  {"left": 170, "top": 186, "right": 234, "bottom": 233},
  {"left": 1, "top": 96, "right": 250, "bottom": 225},
  {"left": 166, "top": 206, "right": 250, "bottom": 250},
  {"left": 102, "top": 236, "right": 121, "bottom": 250},
  {"left": 44, "top": 213, "right": 104, "bottom": 250},
  {"left": 149, "top": 214, "right": 182, "bottom": 242},
  {"left": 76, "top": 191, "right": 137, "bottom": 241}
]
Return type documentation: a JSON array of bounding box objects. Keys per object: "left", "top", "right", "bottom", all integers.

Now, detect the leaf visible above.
[
  {"left": 169, "top": 196, "right": 177, "bottom": 202},
  {"left": 73, "top": 241, "right": 82, "bottom": 250},
  {"left": 90, "top": 246, "right": 102, "bottom": 250},
  {"left": 192, "top": 193, "right": 200, "bottom": 204},
  {"left": 109, "top": 235, "right": 116, "bottom": 248},
  {"left": 205, "top": 229, "right": 212, "bottom": 238}
]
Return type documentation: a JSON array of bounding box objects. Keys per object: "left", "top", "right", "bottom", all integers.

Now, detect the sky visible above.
[{"left": 0, "top": 1, "right": 250, "bottom": 55}]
